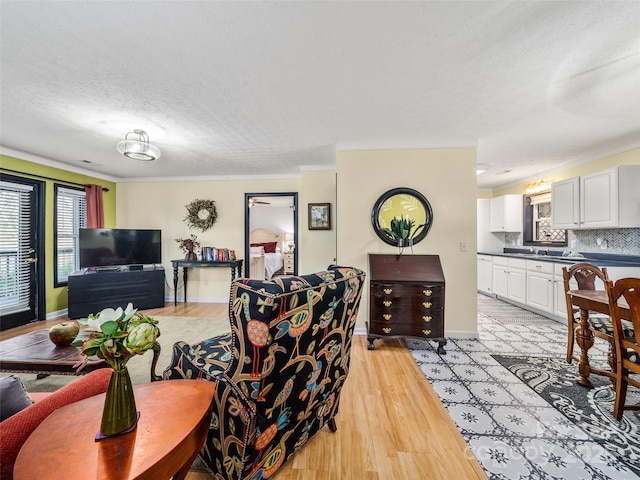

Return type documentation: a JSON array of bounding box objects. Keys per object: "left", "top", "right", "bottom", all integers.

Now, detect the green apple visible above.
[{"left": 49, "top": 321, "right": 80, "bottom": 347}]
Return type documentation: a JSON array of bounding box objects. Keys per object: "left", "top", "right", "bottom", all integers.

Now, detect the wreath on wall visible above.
[{"left": 184, "top": 199, "right": 218, "bottom": 231}]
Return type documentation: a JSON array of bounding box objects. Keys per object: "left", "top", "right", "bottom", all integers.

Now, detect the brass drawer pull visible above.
[
  {"left": 422, "top": 302, "right": 432, "bottom": 309},
  {"left": 383, "top": 327, "right": 391, "bottom": 334},
  {"left": 423, "top": 315, "right": 432, "bottom": 322},
  {"left": 422, "top": 329, "right": 432, "bottom": 336},
  {"left": 383, "top": 300, "right": 392, "bottom": 307},
  {"left": 383, "top": 314, "right": 392, "bottom": 320},
  {"left": 423, "top": 289, "right": 432, "bottom": 297},
  {"left": 384, "top": 288, "right": 393, "bottom": 295}
]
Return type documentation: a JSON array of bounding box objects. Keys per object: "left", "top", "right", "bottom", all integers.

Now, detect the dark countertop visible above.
[{"left": 478, "top": 248, "right": 640, "bottom": 268}]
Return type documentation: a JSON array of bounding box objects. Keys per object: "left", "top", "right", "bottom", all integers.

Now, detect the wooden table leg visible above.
[
  {"left": 171, "top": 398, "right": 212, "bottom": 480},
  {"left": 575, "top": 307, "right": 594, "bottom": 387},
  {"left": 150, "top": 341, "right": 162, "bottom": 381},
  {"left": 173, "top": 266, "right": 179, "bottom": 306},
  {"left": 183, "top": 268, "right": 188, "bottom": 303}
]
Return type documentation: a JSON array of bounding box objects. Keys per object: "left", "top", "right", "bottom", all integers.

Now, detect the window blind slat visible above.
[
  {"left": 55, "top": 186, "right": 87, "bottom": 284},
  {"left": 0, "top": 187, "right": 32, "bottom": 314}
]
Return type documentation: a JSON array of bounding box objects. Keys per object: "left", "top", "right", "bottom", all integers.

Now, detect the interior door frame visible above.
[
  {"left": 244, "top": 192, "right": 298, "bottom": 277},
  {"left": 0, "top": 173, "right": 46, "bottom": 330}
]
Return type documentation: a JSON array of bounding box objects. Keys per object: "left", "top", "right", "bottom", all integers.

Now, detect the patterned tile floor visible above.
[{"left": 407, "top": 294, "right": 639, "bottom": 480}]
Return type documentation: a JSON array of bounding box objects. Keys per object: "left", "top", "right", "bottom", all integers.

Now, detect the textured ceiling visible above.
[{"left": 1, "top": 1, "right": 639, "bottom": 190}]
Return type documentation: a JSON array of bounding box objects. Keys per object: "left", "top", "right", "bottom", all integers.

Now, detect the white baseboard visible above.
[{"left": 46, "top": 309, "right": 68, "bottom": 320}]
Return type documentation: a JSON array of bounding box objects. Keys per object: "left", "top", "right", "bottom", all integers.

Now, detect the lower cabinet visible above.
[
  {"left": 553, "top": 264, "right": 569, "bottom": 320},
  {"left": 367, "top": 254, "right": 446, "bottom": 353},
  {"left": 526, "top": 260, "right": 554, "bottom": 314},
  {"left": 477, "top": 254, "right": 493, "bottom": 294},
  {"left": 492, "top": 257, "right": 526, "bottom": 303},
  {"left": 486, "top": 255, "right": 640, "bottom": 322}
]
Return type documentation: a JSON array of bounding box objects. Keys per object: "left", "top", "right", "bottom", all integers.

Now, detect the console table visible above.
[
  {"left": 172, "top": 259, "right": 243, "bottom": 305},
  {"left": 367, "top": 254, "right": 446, "bottom": 353},
  {"left": 14, "top": 379, "right": 215, "bottom": 480}
]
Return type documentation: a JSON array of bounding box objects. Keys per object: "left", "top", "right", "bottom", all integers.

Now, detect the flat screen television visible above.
[{"left": 79, "top": 228, "right": 162, "bottom": 269}]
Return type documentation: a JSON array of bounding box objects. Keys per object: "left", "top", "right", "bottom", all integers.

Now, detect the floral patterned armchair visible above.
[{"left": 163, "top": 266, "right": 365, "bottom": 480}]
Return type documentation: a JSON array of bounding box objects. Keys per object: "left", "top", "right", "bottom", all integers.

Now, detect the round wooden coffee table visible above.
[{"left": 14, "top": 379, "right": 215, "bottom": 480}]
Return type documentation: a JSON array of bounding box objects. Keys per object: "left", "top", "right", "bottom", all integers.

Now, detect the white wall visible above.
[
  {"left": 336, "top": 147, "right": 479, "bottom": 337},
  {"left": 117, "top": 150, "right": 479, "bottom": 338},
  {"left": 116, "top": 174, "right": 337, "bottom": 302},
  {"left": 298, "top": 170, "right": 338, "bottom": 273},
  {"left": 250, "top": 204, "right": 294, "bottom": 242}
]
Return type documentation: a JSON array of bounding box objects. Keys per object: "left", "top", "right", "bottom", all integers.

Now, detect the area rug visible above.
[
  {"left": 14, "top": 316, "right": 231, "bottom": 393},
  {"left": 494, "top": 355, "right": 640, "bottom": 477}
]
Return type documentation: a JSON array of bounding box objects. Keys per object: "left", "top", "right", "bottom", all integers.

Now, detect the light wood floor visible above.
[{"left": 3, "top": 303, "right": 487, "bottom": 480}]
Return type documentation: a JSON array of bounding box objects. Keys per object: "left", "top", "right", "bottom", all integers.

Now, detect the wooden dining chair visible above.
[
  {"left": 605, "top": 277, "right": 640, "bottom": 420},
  {"left": 563, "top": 263, "right": 612, "bottom": 365}
]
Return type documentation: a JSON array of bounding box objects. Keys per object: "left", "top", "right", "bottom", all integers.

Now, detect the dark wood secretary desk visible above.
[{"left": 367, "top": 254, "right": 446, "bottom": 353}]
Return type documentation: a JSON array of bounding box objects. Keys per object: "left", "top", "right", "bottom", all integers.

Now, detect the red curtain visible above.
[{"left": 85, "top": 184, "right": 104, "bottom": 228}]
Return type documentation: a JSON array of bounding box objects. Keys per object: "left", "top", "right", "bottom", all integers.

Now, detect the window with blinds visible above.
[
  {"left": 55, "top": 185, "right": 87, "bottom": 285},
  {"left": 523, "top": 192, "right": 566, "bottom": 246},
  {"left": 0, "top": 181, "right": 33, "bottom": 315}
]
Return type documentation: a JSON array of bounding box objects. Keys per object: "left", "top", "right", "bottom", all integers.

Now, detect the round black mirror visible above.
[{"left": 371, "top": 187, "right": 433, "bottom": 247}]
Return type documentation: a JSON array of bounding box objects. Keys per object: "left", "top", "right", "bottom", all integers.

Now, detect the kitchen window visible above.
[{"left": 523, "top": 192, "right": 566, "bottom": 247}]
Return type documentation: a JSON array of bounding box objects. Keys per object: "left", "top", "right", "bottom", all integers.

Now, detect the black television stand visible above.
[{"left": 68, "top": 265, "right": 165, "bottom": 319}]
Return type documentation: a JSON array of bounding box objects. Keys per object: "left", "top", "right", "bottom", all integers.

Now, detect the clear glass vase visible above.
[{"left": 99, "top": 366, "right": 138, "bottom": 438}]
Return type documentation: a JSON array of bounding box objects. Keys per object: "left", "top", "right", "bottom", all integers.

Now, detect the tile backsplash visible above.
[
  {"left": 505, "top": 228, "right": 640, "bottom": 255},
  {"left": 569, "top": 228, "right": 640, "bottom": 255}
]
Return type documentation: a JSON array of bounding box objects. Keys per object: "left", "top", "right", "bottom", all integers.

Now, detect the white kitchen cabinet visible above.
[
  {"left": 508, "top": 266, "right": 526, "bottom": 304},
  {"left": 492, "top": 257, "right": 526, "bottom": 303},
  {"left": 477, "top": 199, "right": 504, "bottom": 252},
  {"left": 490, "top": 194, "right": 523, "bottom": 232},
  {"left": 486, "top": 254, "right": 640, "bottom": 321},
  {"left": 477, "top": 254, "right": 493, "bottom": 294},
  {"left": 607, "top": 266, "right": 640, "bottom": 282},
  {"left": 551, "top": 166, "right": 640, "bottom": 229},
  {"left": 553, "top": 264, "right": 568, "bottom": 320},
  {"left": 526, "top": 260, "right": 554, "bottom": 314},
  {"left": 492, "top": 262, "right": 508, "bottom": 297},
  {"left": 550, "top": 177, "right": 580, "bottom": 229}
]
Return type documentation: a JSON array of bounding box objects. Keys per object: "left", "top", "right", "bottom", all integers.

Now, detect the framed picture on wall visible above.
[{"left": 308, "top": 203, "right": 331, "bottom": 230}]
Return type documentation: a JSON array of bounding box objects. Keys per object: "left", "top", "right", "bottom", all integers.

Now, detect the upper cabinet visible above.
[
  {"left": 551, "top": 166, "right": 640, "bottom": 230},
  {"left": 490, "top": 194, "right": 522, "bottom": 232},
  {"left": 550, "top": 177, "right": 580, "bottom": 229}
]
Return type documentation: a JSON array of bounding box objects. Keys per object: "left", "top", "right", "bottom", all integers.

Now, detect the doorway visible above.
[
  {"left": 0, "top": 174, "right": 46, "bottom": 330},
  {"left": 244, "top": 193, "right": 298, "bottom": 278}
]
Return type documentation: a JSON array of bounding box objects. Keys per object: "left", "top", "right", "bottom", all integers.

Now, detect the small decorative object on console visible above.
[
  {"left": 380, "top": 215, "right": 424, "bottom": 254},
  {"left": 176, "top": 234, "right": 200, "bottom": 260},
  {"left": 48, "top": 321, "right": 80, "bottom": 347},
  {"left": 72, "top": 303, "right": 160, "bottom": 439}
]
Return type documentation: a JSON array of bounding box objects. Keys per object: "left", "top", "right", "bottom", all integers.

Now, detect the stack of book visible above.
[{"left": 201, "top": 247, "right": 236, "bottom": 261}]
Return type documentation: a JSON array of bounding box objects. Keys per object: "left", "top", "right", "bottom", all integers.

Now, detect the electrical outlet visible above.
[{"left": 460, "top": 241, "right": 468, "bottom": 252}]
